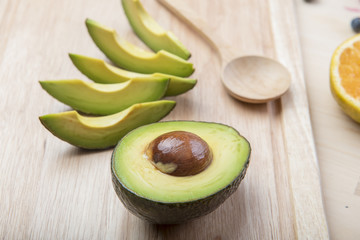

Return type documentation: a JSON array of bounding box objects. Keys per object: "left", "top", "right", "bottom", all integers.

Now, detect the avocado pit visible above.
[{"left": 145, "top": 131, "right": 212, "bottom": 176}]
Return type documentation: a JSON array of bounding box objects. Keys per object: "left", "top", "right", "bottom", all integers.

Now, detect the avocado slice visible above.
[
  {"left": 111, "top": 121, "right": 251, "bottom": 224},
  {"left": 85, "top": 19, "right": 194, "bottom": 77},
  {"left": 39, "top": 77, "right": 169, "bottom": 115},
  {"left": 121, "top": 0, "right": 190, "bottom": 60},
  {"left": 69, "top": 54, "right": 196, "bottom": 96},
  {"left": 39, "top": 100, "right": 176, "bottom": 149}
]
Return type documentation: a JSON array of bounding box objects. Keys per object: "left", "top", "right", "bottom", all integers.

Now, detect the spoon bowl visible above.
[{"left": 222, "top": 56, "right": 291, "bottom": 103}]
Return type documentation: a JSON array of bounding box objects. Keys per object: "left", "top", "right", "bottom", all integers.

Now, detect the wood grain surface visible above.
[{"left": 0, "top": 0, "right": 358, "bottom": 239}]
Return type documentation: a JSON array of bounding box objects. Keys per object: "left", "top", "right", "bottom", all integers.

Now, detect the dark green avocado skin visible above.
[{"left": 111, "top": 152, "right": 250, "bottom": 224}]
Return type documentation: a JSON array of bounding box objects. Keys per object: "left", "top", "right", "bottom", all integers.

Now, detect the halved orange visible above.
[{"left": 330, "top": 34, "right": 360, "bottom": 123}]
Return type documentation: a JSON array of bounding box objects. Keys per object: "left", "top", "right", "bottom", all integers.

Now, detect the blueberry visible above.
[{"left": 351, "top": 17, "right": 360, "bottom": 33}]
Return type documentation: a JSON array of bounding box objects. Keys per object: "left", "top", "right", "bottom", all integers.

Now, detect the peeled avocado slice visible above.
[
  {"left": 69, "top": 54, "right": 196, "bottom": 96},
  {"left": 86, "top": 19, "right": 194, "bottom": 77},
  {"left": 121, "top": 0, "right": 190, "bottom": 59},
  {"left": 39, "top": 100, "right": 176, "bottom": 149},
  {"left": 111, "top": 121, "right": 251, "bottom": 224},
  {"left": 39, "top": 77, "right": 169, "bottom": 115}
]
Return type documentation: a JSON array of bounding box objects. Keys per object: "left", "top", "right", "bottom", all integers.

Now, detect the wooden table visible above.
[
  {"left": 297, "top": 1, "right": 360, "bottom": 239},
  {"left": 0, "top": 0, "right": 359, "bottom": 239}
]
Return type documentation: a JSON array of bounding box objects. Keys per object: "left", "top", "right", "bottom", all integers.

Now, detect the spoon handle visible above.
[{"left": 158, "top": 0, "right": 228, "bottom": 61}]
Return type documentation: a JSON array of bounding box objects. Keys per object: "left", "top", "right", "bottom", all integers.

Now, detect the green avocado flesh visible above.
[
  {"left": 39, "top": 100, "right": 176, "bottom": 149},
  {"left": 111, "top": 121, "right": 251, "bottom": 223},
  {"left": 69, "top": 54, "right": 196, "bottom": 96},
  {"left": 121, "top": 0, "right": 190, "bottom": 60},
  {"left": 85, "top": 19, "right": 194, "bottom": 77},
  {"left": 39, "top": 77, "right": 169, "bottom": 115}
]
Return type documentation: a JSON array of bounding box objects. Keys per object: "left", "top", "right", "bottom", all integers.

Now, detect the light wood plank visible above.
[{"left": 158, "top": 0, "right": 328, "bottom": 238}]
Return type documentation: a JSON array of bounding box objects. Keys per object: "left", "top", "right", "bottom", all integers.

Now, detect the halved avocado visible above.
[
  {"left": 39, "top": 77, "right": 169, "bottom": 115},
  {"left": 86, "top": 19, "right": 194, "bottom": 77},
  {"left": 111, "top": 121, "right": 251, "bottom": 224},
  {"left": 39, "top": 100, "right": 176, "bottom": 149},
  {"left": 69, "top": 54, "right": 196, "bottom": 96},
  {"left": 121, "top": 0, "right": 190, "bottom": 59}
]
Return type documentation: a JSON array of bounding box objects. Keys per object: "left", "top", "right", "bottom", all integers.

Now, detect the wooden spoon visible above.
[{"left": 158, "top": 0, "right": 291, "bottom": 103}]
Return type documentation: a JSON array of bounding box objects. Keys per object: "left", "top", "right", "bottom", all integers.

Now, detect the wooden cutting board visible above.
[
  {"left": 154, "top": 0, "right": 329, "bottom": 239},
  {"left": 0, "top": 0, "right": 328, "bottom": 239}
]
